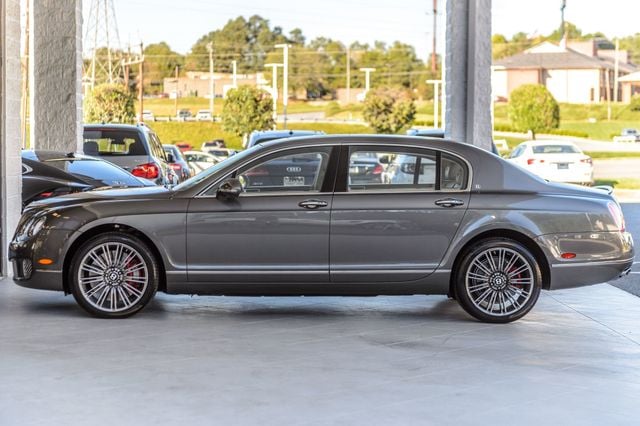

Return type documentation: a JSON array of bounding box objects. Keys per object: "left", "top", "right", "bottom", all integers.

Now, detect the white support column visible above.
[
  {"left": 1, "top": 0, "right": 23, "bottom": 275},
  {"left": 29, "top": 0, "right": 83, "bottom": 153},
  {"left": 444, "top": 0, "right": 492, "bottom": 150}
]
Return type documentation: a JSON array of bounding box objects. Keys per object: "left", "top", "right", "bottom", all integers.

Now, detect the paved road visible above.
[
  {"left": 613, "top": 202, "right": 640, "bottom": 297},
  {"left": 594, "top": 158, "right": 640, "bottom": 179}
]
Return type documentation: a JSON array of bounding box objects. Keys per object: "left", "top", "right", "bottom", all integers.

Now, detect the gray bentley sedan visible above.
[{"left": 9, "top": 135, "right": 634, "bottom": 322}]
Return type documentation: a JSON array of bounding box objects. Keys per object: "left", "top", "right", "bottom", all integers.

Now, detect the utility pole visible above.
[
  {"left": 174, "top": 65, "right": 179, "bottom": 116},
  {"left": 360, "top": 68, "right": 376, "bottom": 95},
  {"left": 232, "top": 60, "right": 238, "bottom": 87},
  {"left": 431, "top": 0, "right": 438, "bottom": 72},
  {"left": 275, "top": 43, "right": 291, "bottom": 128},
  {"left": 138, "top": 42, "right": 144, "bottom": 122},
  {"left": 207, "top": 42, "right": 215, "bottom": 121},
  {"left": 560, "top": 0, "right": 567, "bottom": 40},
  {"left": 265, "top": 63, "right": 283, "bottom": 128},
  {"left": 614, "top": 39, "right": 620, "bottom": 103},
  {"left": 122, "top": 43, "right": 144, "bottom": 122},
  {"left": 346, "top": 45, "right": 351, "bottom": 104}
]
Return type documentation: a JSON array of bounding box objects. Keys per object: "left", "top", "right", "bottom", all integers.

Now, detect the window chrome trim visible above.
[{"left": 195, "top": 142, "right": 473, "bottom": 197}]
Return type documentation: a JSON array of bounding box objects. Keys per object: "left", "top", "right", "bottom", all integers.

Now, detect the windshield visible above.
[
  {"left": 172, "top": 146, "right": 257, "bottom": 191},
  {"left": 83, "top": 129, "right": 147, "bottom": 157},
  {"left": 532, "top": 145, "right": 580, "bottom": 154}
]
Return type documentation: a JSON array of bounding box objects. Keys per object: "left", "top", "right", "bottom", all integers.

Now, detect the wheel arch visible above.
[
  {"left": 448, "top": 229, "right": 551, "bottom": 297},
  {"left": 62, "top": 224, "right": 167, "bottom": 294}
]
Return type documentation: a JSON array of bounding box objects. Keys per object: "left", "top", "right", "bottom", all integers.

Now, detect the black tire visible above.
[
  {"left": 454, "top": 238, "right": 542, "bottom": 323},
  {"left": 69, "top": 232, "right": 159, "bottom": 318}
]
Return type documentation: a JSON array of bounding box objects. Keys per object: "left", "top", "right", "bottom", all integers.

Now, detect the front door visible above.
[
  {"left": 330, "top": 145, "right": 470, "bottom": 282},
  {"left": 187, "top": 146, "right": 337, "bottom": 283}
]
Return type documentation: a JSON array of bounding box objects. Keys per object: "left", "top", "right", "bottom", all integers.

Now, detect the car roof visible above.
[
  {"left": 22, "top": 150, "right": 103, "bottom": 162},
  {"left": 251, "top": 130, "right": 324, "bottom": 138}
]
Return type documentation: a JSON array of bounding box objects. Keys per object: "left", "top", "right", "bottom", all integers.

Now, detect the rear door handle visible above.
[
  {"left": 298, "top": 199, "right": 328, "bottom": 210},
  {"left": 435, "top": 198, "right": 464, "bottom": 208}
]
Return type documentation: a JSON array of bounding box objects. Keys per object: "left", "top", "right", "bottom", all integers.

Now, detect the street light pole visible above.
[
  {"left": 265, "top": 63, "right": 283, "bottom": 128},
  {"left": 207, "top": 42, "right": 214, "bottom": 121},
  {"left": 359, "top": 68, "right": 376, "bottom": 96},
  {"left": 275, "top": 43, "right": 291, "bottom": 128}
]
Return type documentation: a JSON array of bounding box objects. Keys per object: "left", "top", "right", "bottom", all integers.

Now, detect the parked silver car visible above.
[{"left": 10, "top": 135, "right": 633, "bottom": 322}]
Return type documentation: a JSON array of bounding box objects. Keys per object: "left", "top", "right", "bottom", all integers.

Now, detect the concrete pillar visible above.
[
  {"left": 29, "top": 0, "right": 83, "bottom": 152},
  {"left": 1, "top": 0, "right": 23, "bottom": 275},
  {"left": 444, "top": 0, "right": 493, "bottom": 151}
]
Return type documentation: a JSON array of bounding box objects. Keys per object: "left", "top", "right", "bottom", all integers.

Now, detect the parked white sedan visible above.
[
  {"left": 183, "top": 150, "right": 222, "bottom": 175},
  {"left": 508, "top": 140, "right": 593, "bottom": 185}
]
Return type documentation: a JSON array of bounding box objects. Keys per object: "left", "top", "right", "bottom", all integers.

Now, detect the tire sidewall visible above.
[
  {"left": 69, "top": 232, "right": 159, "bottom": 318},
  {"left": 455, "top": 238, "right": 542, "bottom": 323}
]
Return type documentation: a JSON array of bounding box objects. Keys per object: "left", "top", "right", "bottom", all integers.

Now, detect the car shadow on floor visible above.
[{"left": 17, "top": 292, "right": 472, "bottom": 322}]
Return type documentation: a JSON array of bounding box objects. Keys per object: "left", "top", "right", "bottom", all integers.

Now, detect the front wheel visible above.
[
  {"left": 69, "top": 232, "right": 159, "bottom": 318},
  {"left": 454, "top": 239, "right": 542, "bottom": 323}
]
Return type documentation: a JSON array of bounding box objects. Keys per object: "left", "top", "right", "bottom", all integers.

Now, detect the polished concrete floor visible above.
[{"left": 1, "top": 280, "right": 639, "bottom": 426}]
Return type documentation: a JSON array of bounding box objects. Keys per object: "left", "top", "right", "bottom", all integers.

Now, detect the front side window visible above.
[
  {"left": 203, "top": 147, "right": 333, "bottom": 196},
  {"left": 238, "top": 148, "right": 331, "bottom": 193}
]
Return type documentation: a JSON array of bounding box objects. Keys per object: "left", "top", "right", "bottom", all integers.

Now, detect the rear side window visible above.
[
  {"left": 83, "top": 130, "right": 148, "bottom": 157},
  {"left": 346, "top": 147, "right": 468, "bottom": 192}
]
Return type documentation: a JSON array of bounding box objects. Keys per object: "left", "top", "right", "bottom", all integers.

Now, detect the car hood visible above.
[{"left": 27, "top": 186, "right": 173, "bottom": 210}]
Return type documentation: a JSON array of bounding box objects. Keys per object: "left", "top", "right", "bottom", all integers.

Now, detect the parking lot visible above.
[{"left": 2, "top": 204, "right": 640, "bottom": 425}]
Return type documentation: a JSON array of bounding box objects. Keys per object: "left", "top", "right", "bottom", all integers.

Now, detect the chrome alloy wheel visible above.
[
  {"left": 77, "top": 242, "right": 149, "bottom": 313},
  {"left": 464, "top": 247, "right": 534, "bottom": 317}
]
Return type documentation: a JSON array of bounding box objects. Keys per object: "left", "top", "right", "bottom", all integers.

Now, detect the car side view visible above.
[{"left": 9, "top": 135, "right": 634, "bottom": 323}]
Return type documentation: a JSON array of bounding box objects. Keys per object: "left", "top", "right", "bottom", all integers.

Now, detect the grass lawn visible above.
[{"left": 594, "top": 178, "right": 640, "bottom": 190}]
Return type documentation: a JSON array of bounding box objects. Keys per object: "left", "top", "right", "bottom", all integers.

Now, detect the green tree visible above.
[
  {"left": 508, "top": 84, "right": 559, "bottom": 139},
  {"left": 142, "top": 42, "right": 184, "bottom": 95},
  {"left": 363, "top": 89, "right": 416, "bottom": 134},
  {"left": 84, "top": 83, "right": 136, "bottom": 124},
  {"left": 221, "top": 85, "right": 274, "bottom": 140}
]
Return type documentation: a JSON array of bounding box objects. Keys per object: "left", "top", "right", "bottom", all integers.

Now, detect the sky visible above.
[{"left": 84, "top": 0, "right": 640, "bottom": 60}]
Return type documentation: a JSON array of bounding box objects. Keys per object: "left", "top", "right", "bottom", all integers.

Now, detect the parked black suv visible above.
[{"left": 83, "top": 124, "right": 178, "bottom": 185}]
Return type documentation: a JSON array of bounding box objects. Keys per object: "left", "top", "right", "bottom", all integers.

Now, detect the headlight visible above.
[
  {"left": 28, "top": 216, "right": 47, "bottom": 237},
  {"left": 18, "top": 215, "right": 47, "bottom": 238}
]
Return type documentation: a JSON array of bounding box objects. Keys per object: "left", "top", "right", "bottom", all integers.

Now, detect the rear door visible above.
[{"left": 330, "top": 145, "right": 470, "bottom": 283}]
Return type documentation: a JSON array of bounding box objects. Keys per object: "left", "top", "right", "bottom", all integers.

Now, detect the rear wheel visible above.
[
  {"left": 455, "top": 238, "right": 542, "bottom": 323},
  {"left": 69, "top": 232, "right": 159, "bottom": 318}
]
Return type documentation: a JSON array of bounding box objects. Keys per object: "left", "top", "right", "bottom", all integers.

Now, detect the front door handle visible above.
[
  {"left": 298, "top": 199, "right": 328, "bottom": 210},
  {"left": 435, "top": 198, "right": 464, "bottom": 208}
]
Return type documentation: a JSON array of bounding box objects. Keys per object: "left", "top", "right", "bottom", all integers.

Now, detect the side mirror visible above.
[
  {"left": 216, "top": 177, "right": 243, "bottom": 201},
  {"left": 166, "top": 153, "right": 175, "bottom": 163}
]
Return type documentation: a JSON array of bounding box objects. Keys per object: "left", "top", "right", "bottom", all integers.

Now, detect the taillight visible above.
[
  {"left": 607, "top": 201, "right": 625, "bottom": 232},
  {"left": 580, "top": 157, "right": 593, "bottom": 165},
  {"left": 527, "top": 158, "right": 545, "bottom": 165},
  {"left": 131, "top": 163, "right": 159, "bottom": 179},
  {"left": 372, "top": 164, "right": 384, "bottom": 175}
]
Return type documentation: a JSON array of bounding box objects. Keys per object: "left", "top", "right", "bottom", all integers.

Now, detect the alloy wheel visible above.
[{"left": 77, "top": 242, "right": 149, "bottom": 313}]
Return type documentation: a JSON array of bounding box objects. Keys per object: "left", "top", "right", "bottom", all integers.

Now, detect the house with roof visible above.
[{"left": 492, "top": 40, "right": 637, "bottom": 104}]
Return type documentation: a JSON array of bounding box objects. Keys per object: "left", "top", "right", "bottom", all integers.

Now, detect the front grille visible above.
[{"left": 12, "top": 259, "right": 33, "bottom": 280}]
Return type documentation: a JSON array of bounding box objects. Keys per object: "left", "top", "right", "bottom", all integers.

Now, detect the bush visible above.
[
  {"left": 84, "top": 83, "right": 136, "bottom": 124},
  {"left": 221, "top": 85, "right": 274, "bottom": 140},
  {"left": 324, "top": 101, "right": 341, "bottom": 117},
  {"left": 363, "top": 89, "right": 416, "bottom": 134},
  {"left": 508, "top": 84, "right": 560, "bottom": 138},
  {"left": 630, "top": 95, "right": 640, "bottom": 112}
]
